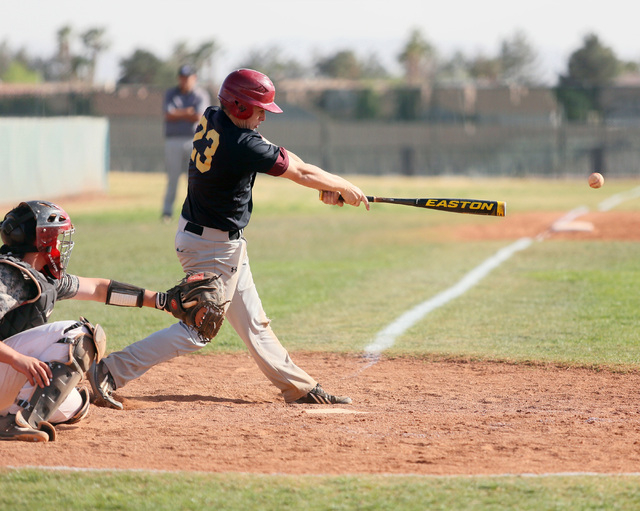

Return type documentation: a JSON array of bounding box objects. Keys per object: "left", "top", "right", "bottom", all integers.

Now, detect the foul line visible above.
[
  {"left": 6, "top": 465, "right": 640, "bottom": 479},
  {"left": 598, "top": 185, "right": 640, "bottom": 211},
  {"left": 364, "top": 187, "right": 640, "bottom": 360},
  {"left": 364, "top": 237, "right": 532, "bottom": 357}
]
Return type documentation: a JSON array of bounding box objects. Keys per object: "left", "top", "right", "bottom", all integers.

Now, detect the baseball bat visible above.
[{"left": 319, "top": 192, "right": 506, "bottom": 217}]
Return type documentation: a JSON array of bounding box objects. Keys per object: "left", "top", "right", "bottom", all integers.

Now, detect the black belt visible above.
[{"left": 185, "top": 221, "right": 241, "bottom": 240}]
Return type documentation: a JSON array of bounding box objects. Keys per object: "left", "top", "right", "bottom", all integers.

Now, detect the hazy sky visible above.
[{"left": 3, "top": 0, "right": 638, "bottom": 85}]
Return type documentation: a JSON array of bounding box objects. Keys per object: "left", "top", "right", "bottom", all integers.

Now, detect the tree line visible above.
[{"left": 1, "top": 25, "right": 637, "bottom": 121}]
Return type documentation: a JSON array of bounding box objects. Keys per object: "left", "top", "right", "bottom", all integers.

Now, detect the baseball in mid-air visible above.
[{"left": 588, "top": 172, "right": 604, "bottom": 189}]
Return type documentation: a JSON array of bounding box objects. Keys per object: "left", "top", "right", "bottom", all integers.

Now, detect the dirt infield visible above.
[
  {"left": 2, "top": 353, "right": 640, "bottom": 475},
  {"left": 445, "top": 210, "right": 640, "bottom": 241},
  {"left": 2, "top": 211, "right": 639, "bottom": 475}
]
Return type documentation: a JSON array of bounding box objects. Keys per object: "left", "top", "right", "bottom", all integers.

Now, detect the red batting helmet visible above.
[
  {"left": 218, "top": 69, "right": 283, "bottom": 120},
  {"left": 0, "top": 200, "right": 74, "bottom": 279}
]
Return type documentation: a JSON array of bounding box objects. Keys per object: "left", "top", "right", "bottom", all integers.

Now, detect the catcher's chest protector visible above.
[{"left": 0, "top": 256, "right": 57, "bottom": 340}]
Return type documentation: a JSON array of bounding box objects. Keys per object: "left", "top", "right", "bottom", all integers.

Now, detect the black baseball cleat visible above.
[
  {"left": 88, "top": 360, "right": 124, "bottom": 410},
  {"left": 293, "top": 384, "right": 352, "bottom": 405}
]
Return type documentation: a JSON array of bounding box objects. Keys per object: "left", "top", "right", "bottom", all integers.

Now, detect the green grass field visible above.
[{"left": 3, "top": 171, "right": 640, "bottom": 509}]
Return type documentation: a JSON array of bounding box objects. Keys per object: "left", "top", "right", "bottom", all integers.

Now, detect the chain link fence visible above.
[{"left": 108, "top": 115, "right": 640, "bottom": 178}]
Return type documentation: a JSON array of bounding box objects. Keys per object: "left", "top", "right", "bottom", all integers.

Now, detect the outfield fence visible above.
[
  {"left": 0, "top": 117, "right": 109, "bottom": 205},
  {"left": 108, "top": 116, "right": 640, "bottom": 178},
  {"left": 1, "top": 116, "right": 637, "bottom": 206}
]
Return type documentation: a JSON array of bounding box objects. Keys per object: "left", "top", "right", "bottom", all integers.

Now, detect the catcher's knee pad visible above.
[
  {"left": 74, "top": 316, "right": 107, "bottom": 367},
  {"left": 20, "top": 318, "right": 106, "bottom": 430}
]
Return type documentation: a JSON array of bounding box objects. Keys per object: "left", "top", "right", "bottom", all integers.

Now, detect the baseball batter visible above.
[
  {"left": 0, "top": 200, "right": 207, "bottom": 441},
  {"left": 91, "top": 68, "right": 369, "bottom": 407}
]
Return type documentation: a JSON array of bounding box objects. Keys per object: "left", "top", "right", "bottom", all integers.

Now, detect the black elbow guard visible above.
[{"left": 106, "top": 280, "right": 145, "bottom": 307}]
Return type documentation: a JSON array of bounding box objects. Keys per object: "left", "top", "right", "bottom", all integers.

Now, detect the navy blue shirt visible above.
[
  {"left": 163, "top": 86, "right": 210, "bottom": 138},
  {"left": 181, "top": 106, "right": 289, "bottom": 231}
]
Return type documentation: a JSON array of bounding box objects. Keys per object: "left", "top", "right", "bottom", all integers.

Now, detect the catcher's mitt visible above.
[{"left": 163, "top": 272, "right": 228, "bottom": 340}]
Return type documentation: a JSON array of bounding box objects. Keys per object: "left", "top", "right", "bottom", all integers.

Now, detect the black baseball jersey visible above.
[{"left": 181, "top": 106, "right": 289, "bottom": 232}]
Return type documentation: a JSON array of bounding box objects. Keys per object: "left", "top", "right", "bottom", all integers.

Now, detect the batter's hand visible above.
[
  {"left": 340, "top": 185, "right": 370, "bottom": 210},
  {"left": 319, "top": 189, "right": 370, "bottom": 210},
  {"left": 319, "top": 190, "right": 344, "bottom": 207}
]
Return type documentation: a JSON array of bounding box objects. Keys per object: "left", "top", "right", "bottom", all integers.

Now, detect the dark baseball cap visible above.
[{"left": 178, "top": 64, "right": 197, "bottom": 76}]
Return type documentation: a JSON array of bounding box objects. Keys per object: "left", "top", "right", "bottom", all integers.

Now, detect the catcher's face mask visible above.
[
  {"left": 1, "top": 200, "right": 74, "bottom": 279},
  {"left": 44, "top": 225, "right": 75, "bottom": 279}
]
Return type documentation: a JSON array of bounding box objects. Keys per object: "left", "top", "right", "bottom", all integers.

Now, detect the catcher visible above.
[{"left": 0, "top": 200, "right": 223, "bottom": 442}]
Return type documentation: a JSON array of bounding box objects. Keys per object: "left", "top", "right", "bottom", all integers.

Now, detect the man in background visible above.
[{"left": 161, "top": 65, "right": 210, "bottom": 223}]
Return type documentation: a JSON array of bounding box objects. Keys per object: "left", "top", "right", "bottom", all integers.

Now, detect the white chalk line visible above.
[
  {"left": 7, "top": 465, "right": 640, "bottom": 479},
  {"left": 364, "top": 237, "right": 533, "bottom": 357},
  {"left": 598, "top": 185, "right": 640, "bottom": 211},
  {"left": 363, "top": 186, "right": 640, "bottom": 362}
]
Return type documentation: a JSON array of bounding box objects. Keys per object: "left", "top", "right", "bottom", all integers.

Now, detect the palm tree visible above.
[
  {"left": 81, "top": 27, "right": 110, "bottom": 85},
  {"left": 398, "top": 28, "right": 436, "bottom": 85},
  {"left": 56, "top": 25, "right": 73, "bottom": 81}
]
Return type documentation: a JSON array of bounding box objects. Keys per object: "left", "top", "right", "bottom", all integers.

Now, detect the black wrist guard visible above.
[{"left": 106, "top": 280, "right": 145, "bottom": 307}]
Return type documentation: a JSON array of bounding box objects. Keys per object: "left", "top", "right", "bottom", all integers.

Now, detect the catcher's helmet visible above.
[
  {"left": 0, "top": 200, "right": 74, "bottom": 279},
  {"left": 218, "top": 69, "right": 282, "bottom": 120}
]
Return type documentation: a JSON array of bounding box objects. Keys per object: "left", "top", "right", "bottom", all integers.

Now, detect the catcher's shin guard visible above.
[{"left": 19, "top": 319, "right": 105, "bottom": 433}]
